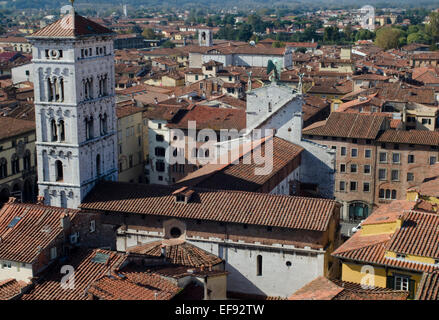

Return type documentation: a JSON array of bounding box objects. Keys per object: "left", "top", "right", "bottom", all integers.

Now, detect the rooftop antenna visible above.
[{"left": 69, "top": 0, "right": 75, "bottom": 14}]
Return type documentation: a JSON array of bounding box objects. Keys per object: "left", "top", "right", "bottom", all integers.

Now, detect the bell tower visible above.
[{"left": 28, "top": 3, "right": 118, "bottom": 208}]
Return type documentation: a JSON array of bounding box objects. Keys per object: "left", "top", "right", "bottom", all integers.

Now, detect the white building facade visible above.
[{"left": 28, "top": 10, "right": 118, "bottom": 209}]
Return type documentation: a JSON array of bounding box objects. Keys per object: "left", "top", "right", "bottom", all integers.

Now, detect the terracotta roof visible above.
[
  {"left": 21, "top": 249, "right": 128, "bottom": 300},
  {"left": 408, "top": 165, "right": 439, "bottom": 197},
  {"left": 362, "top": 200, "right": 415, "bottom": 227},
  {"left": 166, "top": 104, "right": 246, "bottom": 131},
  {"left": 116, "top": 103, "right": 143, "bottom": 118},
  {"left": 377, "top": 130, "right": 439, "bottom": 146},
  {"left": 333, "top": 211, "right": 439, "bottom": 273},
  {"left": 411, "top": 52, "right": 439, "bottom": 60},
  {"left": 0, "top": 116, "right": 35, "bottom": 141},
  {"left": 80, "top": 181, "right": 338, "bottom": 232},
  {"left": 289, "top": 276, "right": 408, "bottom": 300},
  {"left": 289, "top": 276, "right": 343, "bottom": 300},
  {"left": 29, "top": 13, "right": 114, "bottom": 39},
  {"left": 387, "top": 210, "right": 439, "bottom": 259},
  {"left": 0, "top": 201, "right": 78, "bottom": 264},
  {"left": 302, "top": 112, "right": 387, "bottom": 140},
  {"left": 416, "top": 271, "right": 439, "bottom": 300},
  {"left": 87, "top": 272, "right": 181, "bottom": 300},
  {"left": 176, "top": 136, "right": 303, "bottom": 192},
  {"left": 0, "top": 279, "right": 28, "bottom": 300},
  {"left": 127, "top": 240, "right": 223, "bottom": 267}
]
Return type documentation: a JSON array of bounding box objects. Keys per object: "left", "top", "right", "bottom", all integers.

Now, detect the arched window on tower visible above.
[
  {"left": 47, "top": 78, "right": 53, "bottom": 102},
  {"left": 268, "top": 102, "right": 272, "bottom": 112},
  {"left": 96, "top": 154, "right": 101, "bottom": 177},
  {"left": 11, "top": 154, "right": 19, "bottom": 175},
  {"left": 51, "top": 119, "right": 57, "bottom": 141},
  {"left": 103, "top": 113, "right": 108, "bottom": 134},
  {"left": 0, "top": 158, "right": 7, "bottom": 178},
  {"left": 88, "top": 117, "right": 94, "bottom": 139},
  {"left": 23, "top": 150, "right": 31, "bottom": 171},
  {"left": 84, "top": 79, "right": 88, "bottom": 100},
  {"left": 59, "top": 78, "right": 64, "bottom": 101},
  {"left": 59, "top": 120, "right": 65, "bottom": 141},
  {"left": 55, "top": 160, "right": 63, "bottom": 181},
  {"left": 54, "top": 78, "right": 60, "bottom": 101}
]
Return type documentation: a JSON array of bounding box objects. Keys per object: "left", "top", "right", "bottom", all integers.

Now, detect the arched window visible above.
[
  {"left": 55, "top": 160, "right": 63, "bottom": 181},
  {"left": 59, "top": 120, "right": 65, "bottom": 141},
  {"left": 85, "top": 117, "right": 93, "bottom": 140},
  {"left": 100, "top": 114, "right": 108, "bottom": 135},
  {"left": 256, "top": 255, "right": 263, "bottom": 276},
  {"left": 205, "top": 149, "right": 209, "bottom": 158},
  {"left": 385, "top": 189, "right": 391, "bottom": 199},
  {"left": 0, "top": 158, "right": 7, "bottom": 178},
  {"left": 11, "top": 154, "right": 19, "bottom": 175},
  {"left": 51, "top": 119, "right": 57, "bottom": 141},
  {"left": 23, "top": 150, "right": 31, "bottom": 171},
  {"left": 47, "top": 78, "right": 53, "bottom": 101},
  {"left": 268, "top": 102, "right": 272, "bottom": 112},
  {"left": 96, "top": 154, "right": 101, "bottom": 176}
]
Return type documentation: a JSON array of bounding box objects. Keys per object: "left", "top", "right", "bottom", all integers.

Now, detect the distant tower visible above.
[
  {"left": 28, "top": 4, "right": 118, "bottom": 208},
  {"left": 198, "top": 28, "right": 213, "bottom": 47},
  {"left": 123, "top": 4, "right": 128, "bottom": 17}
]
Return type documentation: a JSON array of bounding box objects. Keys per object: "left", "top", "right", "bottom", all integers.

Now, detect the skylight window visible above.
[
  {"left": 91, "top": 252, "right": 110, "bottom": 264},
  {"left": 7, "top": 217, "right": 22, "bottom": 228}
]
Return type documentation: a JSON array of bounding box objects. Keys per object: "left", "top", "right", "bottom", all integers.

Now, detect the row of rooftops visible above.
[{"left": 303, "top": 112, "right": 439, "bottom": 147}]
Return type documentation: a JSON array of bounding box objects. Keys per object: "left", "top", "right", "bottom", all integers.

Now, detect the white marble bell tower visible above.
[{"left": 28, "top": 5, "right": 118, "bottom": 208}]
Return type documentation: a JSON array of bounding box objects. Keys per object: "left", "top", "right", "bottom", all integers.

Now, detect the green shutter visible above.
[
  {"left": 409, "top": 279, "right": 415, "bottom": 299},
  {"left": 387, "top": 275, "right": 395, "bottom": 289}
]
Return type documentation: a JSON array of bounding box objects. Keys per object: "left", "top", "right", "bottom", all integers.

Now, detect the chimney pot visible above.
[
  {"left": 7, "top": 197, "right": 17, "bottom": 203},
  {"left": 37, "top": 196, "right": 44, "bottom": 205}
]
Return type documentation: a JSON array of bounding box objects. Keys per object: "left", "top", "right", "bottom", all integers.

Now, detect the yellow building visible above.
[
  {"left": 0, "top": 117, "right": 37, "bottom": 204},
  {"left": 116, "top": 101, "right": 146, "bottom": 184},
  {"left": 333, "top": 199, "right": 439, "bottom": 299}
]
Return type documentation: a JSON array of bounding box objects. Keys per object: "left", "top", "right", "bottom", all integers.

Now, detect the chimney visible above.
[
  {"left": 161, "top": 245, "right": 166, "bottom": 257},
  {"left": 154, "top": 97, "right": 158, "bottom": 104},
  {"left": 60, "top": 211, "right": 71, "bottom": 230},
  {"left": 7, "top": 197, "right": 17, "bottom": 203},
  {"left": 37, "top": 196, "right": 44, "bottom": 205}
]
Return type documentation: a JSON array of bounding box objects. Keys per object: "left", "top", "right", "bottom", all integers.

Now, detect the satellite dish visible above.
[{"left": 249, "top": 40, "right": 256, "bottom": 46}]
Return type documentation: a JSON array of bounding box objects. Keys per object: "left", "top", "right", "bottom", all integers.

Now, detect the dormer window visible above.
[
  {"left": 173, "top": 186, "right": 194, "bottom": 204},
  {"left": 176, "top": 194, "right": 185, "bottom": 203}
]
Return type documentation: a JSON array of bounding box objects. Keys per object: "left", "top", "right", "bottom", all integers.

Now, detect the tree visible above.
[
  {"left": 272, "top": 41, "right": 285, "bottom": 48},
  {"left": 237, "top": 24, "right": 253, "bottom": 42},
  {"left": 161, "top": 40, "right": 175, "bottom": 48},
  {"left": 295, "top": 47, "right": 307, "bottom": 54},
  {"left": 267, "top": 60, "right": 276, "bottom": 76},
  {"left": 343, "top": 24, "right": 353, "bottom": 42},
  {"left": 375, "top": 27, "right": 402, "bottom": 50},
  {"left": 323, "top": 26, "right": 340, "bottom": 43},
  {"left": 426, "top": 12, "right": 439, "bottom": 45},
  {"left": 142, "top": 28, "right": 157, "bottom": 39}
]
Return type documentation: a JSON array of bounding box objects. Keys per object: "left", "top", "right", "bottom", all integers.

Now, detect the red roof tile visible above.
[
  {"left": 127, "top": 240, "right": 223, "bottom": 267},
  {"left": 0, "top": 202, "right": 78, "bottom": 264},
  {"left": 80, "top": 181, "right": 338, "bottom": 232},
  {"left": 29, "top": 13, "right": 114, "bottom": 39},
  {"left": 302, "top": 112, "right": 387, "bottom": 140},
  {"left": 21, "top": 249, "right": 127, "bottom": 300}
]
